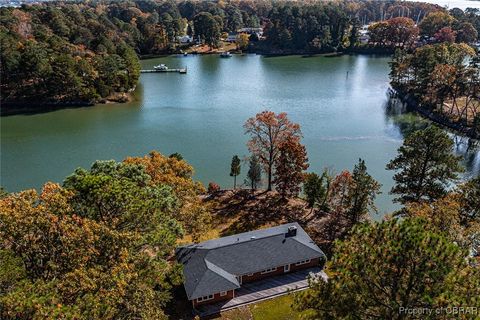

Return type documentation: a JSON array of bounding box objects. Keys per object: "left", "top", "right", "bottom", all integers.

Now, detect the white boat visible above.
[
  {"left": 220, "top": 51, "right": 232, "bottom": 58},
  {"left": 154, "top": 64, "right": 168, "bottom": 70}
]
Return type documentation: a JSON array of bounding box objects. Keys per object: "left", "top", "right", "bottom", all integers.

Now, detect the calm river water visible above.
[{"left": 1, "top": 54, "right": 479, "bottom": 214}]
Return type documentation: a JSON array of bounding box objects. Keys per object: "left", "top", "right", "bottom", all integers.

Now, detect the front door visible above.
[{"left": 284, "top": 264, "right": 290, "bottom": 272}]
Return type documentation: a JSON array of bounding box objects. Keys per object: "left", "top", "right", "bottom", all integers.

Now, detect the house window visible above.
[
  {"left": 260, "top": 267, "right": 277, "bottom": 274},
  {"left": 295, "top": 259, "right": 311, "bottom": 266},
  {"left": 220, "top": 291, "right": 227, "bottom": 296},
  {"left": 197, "top": 294, "right": 214, "bottom": 302}
]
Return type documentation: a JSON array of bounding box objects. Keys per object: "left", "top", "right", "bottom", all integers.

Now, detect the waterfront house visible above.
[
  {"left": 226, "top": 33, "right": 237, "bottom": 42},
  {"left": 178, "top": 35, "right": 193, "bottom": 44},
  {"left": 359, "top": 25, "right": 370, "bottom": 44},
  {"left": 237, "top": 27, "right": 263, "bottom": 36},
  {"left": 176, "top": 222, "right": 326, "bottom": 308}
]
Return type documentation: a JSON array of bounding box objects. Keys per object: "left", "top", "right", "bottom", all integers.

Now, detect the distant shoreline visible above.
[
  {"left": 139, "top": 44, "right": 395, "bottom": 60},
  {"left": 1, "top": 92, "right": 134, "bottom": 117},
  {"left": 140, "top": 47, "right": 394, "bottom": 59}
]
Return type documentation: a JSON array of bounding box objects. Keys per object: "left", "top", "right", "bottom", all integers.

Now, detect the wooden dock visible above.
[{"left": 140, "top": 68, "right": 187, "bottom": 74}]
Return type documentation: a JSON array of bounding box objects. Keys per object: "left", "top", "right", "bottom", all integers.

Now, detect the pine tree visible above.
[
  {"left": 246, "top": 155, "right": 262, "bottom": 192},
  {"left": 230, "top": 155, "right": 241, "bottom": 189},
  {"left": 294, "top": 218, "right": 480, "bottom": 320},
  {"left": 273, "top": 137, "right": 309, "bottom": 198},
  {"left": 304, "top": 171, "right": 330, "bottom": 212},
  {"left": 458, "top": 175, "right": 480, "bottom": 226},
  {"left": 386, "top": 126, "right": 463, "bottom": 205},
  {"left": 347, "top": 159, "right": 381, "bottom": 224}
]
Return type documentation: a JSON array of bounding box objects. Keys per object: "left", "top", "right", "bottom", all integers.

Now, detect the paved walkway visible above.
[{"left": 195, "top": 267, "right": 326, "bottom": 317}]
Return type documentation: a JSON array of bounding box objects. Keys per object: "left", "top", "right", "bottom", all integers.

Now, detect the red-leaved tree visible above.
[
  {"left": 273, "top": 136, "right": 309, "bottom": 198},
  {"left": 434, "top": 27, "right": 456, "bottom": 43},
  {"left": 244, "top": 111, "right": 302, "bottom": 191}
]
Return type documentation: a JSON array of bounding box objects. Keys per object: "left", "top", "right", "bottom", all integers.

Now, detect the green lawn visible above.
[
  {"left": 250, "top": 294, "right": 302, "bottom": 320},
  {"left": 219, "top": 294, "right": 304, "bottom": 320}
]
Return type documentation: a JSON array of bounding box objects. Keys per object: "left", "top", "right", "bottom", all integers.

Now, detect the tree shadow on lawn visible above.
[
  {"left": 208, "top": 189, "right": 308, "bottom": 236},
  {"left": 204, "top": 189, "right": 342, "bottom": 257}
]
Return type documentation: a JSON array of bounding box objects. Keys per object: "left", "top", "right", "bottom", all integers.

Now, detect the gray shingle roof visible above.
[{"left": 176, "top": 222, "right": 325, "bottom": 300}]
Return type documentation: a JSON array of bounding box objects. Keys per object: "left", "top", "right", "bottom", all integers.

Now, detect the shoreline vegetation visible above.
[
  {"left": 1, "top": 47, "right": 388, "bottom": 117},
  {"left": 1, "top": 91, "right": 134, "bottom": 116},
  {"left": 389, "top": 42, "right": 480, "bottom": 140},
  {"left": 390, "top": 88, "right": 480, "bottom": 140}
]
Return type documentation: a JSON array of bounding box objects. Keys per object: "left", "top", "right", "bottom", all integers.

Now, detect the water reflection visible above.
[
  {"left": 384, "top": 95, "right": 480, "bottom": 179},
  {"left": 384, "top": 96, "right": 429, "bottom": 137},
  {"left": 453, "top": 136, "right": 480, "bottom": 179}
]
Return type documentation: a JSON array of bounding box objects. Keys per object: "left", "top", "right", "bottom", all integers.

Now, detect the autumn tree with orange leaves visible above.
[
  {"left": 328, "top": 170, "right": 354, "bottom": 212},
  {"left": 124, "top": 151, "right": 211, "bottom": 241},
  {"left": 274, "top": 136, "right": 309, "bottom": 198},
  {"left": 368, "top": 17, "right": 418, "bottom": 49},
  {"left": 244, "top": 111, "right": 302, "bottom": 191},
  {"left": 312, "top": 161, "right": 380, "bottom": 255}
]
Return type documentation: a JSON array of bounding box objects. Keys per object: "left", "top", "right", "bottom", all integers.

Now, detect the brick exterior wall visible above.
[
  {"left": 192, "top": 289, "right": 234, "bottom": 307},
  {"left": 242, "top": 266, "right": 285, "bottom": 283},
  {"left": 290, "top": 257, "right": 321, "bottom": 272},
  {"left": 241, "top": 257, "right": 321, "bottom": 283}
]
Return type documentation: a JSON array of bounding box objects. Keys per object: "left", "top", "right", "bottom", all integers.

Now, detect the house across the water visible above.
[
  {"left": 176, "top": 222, "right": 326, "bottom": 308},
  {"left": 226, "top": 33, "right": 237, "bottom": 42}
]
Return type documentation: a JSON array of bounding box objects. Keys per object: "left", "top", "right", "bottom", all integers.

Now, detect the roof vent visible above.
[
  {"left": 287, "top": 226, "right": 297, "bottom": 237},
  {"left": 250, "top": 236, "right": 256, "bottom": 240}
]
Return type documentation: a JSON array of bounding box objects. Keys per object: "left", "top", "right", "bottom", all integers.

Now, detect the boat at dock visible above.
[
  {"left": 154, "top": 64, "right": 168, "bottom": 70},
  {"left": 140, "top": 66, "right": 187, "bottom": 74},
  {"left": 220, "top": 51, "right": 232, "bottom": 58}
]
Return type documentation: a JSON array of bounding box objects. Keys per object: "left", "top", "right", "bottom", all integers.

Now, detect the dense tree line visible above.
[
  {"left": 367, "top": 17, "right": 419, "bottom": 49},
  {"left": 375, "top": 9, "right": 480, "bottom": 139},
  {"left": 418, "top": 9, "right": 479, "bottom": 43},
  {"left": 367, "top": 8, "right": 479, "bottom": 50},
  {"left": 3, "top": 0, "right": 474, "bottom": 111},
  {"left": 0, "top": 151, "right": 211, "bottom": 319},
  {"left": 0, "top": 4, "right": 141, "bottom": 109},
  {"left": 257, "top": 1, "right": 448, "bottom": 53}
]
